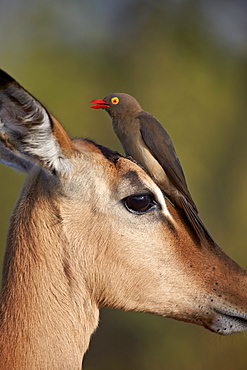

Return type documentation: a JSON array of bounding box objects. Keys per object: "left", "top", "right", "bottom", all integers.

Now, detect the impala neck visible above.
[{"left": 0, "top": 173, "right": 99, "bottom": 369}]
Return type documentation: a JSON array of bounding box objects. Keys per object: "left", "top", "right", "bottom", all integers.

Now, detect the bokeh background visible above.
[{"left": 1, "top": 0, "right": 247, "bottom": 369}]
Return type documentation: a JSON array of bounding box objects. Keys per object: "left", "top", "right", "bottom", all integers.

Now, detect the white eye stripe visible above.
[{"left": 153, "top": 186, "right": 173, "bottom": 221}]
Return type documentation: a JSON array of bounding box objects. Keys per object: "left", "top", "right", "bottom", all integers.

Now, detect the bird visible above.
[{"left": 90, "top": 92, "right": 213, "bottom": 244}]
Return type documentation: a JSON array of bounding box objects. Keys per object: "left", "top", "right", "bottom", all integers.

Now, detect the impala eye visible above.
[
  {"left": 122, "top": 193, "right": 157, "bottom": 214},
  {"left": 111, "top": 97, "right": 119, "bottom": 105}
]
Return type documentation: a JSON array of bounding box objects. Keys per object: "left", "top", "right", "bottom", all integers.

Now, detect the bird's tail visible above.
[{"left": 180, "top": 197, "right": 216, "bottom": 246}]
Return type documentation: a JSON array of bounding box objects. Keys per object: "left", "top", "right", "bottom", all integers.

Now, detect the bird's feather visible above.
[
  {"left": 179, "top": 196, "right": 214, "bottom": 244},
  {"left": 138, "top": 111, "right": 197, "bottom": 211},
  {"left": 138, "top": 112, "right": 216, "bottom": 244}
]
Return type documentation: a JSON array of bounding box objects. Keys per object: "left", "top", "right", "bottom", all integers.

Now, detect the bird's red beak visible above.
[{"left": 90, "top": 99, "right": 110, "bottom": 109}]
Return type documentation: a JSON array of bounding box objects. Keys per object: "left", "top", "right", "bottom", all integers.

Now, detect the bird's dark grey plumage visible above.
[{"left": 90, "top": 93, "right": 213, "bottom": 244}]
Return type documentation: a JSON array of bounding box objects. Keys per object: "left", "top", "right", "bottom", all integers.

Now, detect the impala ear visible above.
[
  {"left": 0, "top": 69, "right": 76, "bottom": 175},
  {"left": 0, "top": 140, "right": 33, "bottom": 173}
]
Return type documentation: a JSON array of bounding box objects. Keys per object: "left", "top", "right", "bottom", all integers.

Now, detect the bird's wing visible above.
[{"left": 139, "top": 111, "right": 197, "bottom": 211}]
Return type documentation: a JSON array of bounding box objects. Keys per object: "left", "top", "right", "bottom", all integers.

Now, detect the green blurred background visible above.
[{"left": 1, "top": 1, "right": 247, "bottom": 369}]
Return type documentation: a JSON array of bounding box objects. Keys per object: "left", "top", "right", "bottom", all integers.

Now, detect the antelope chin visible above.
[{"left": 210, "top": 309, "right": 247, "bottom": 335}]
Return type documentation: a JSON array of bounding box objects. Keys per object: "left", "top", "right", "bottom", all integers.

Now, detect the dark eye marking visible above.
[{"left": 122, "top": 193, "right": 158, "bottom": 215}]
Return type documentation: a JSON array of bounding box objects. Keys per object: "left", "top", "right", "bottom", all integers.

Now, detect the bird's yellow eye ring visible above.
[{"left": 111, "top": 97, "right": 119, "bottom": 105}]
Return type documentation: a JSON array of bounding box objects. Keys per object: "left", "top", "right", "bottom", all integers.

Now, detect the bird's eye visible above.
[
  {"left": 122, "top": 193, "right": 157, "bottom": 214},
  {"left": 111, "top": 97, "right": 119, "bottom": 105}
]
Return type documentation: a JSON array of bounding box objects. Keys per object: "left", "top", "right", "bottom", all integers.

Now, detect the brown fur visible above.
[
  {"left": 50, "top": 114, "right": 76, "bottom": 156},
  {"left": 1, "top": 70, "right": 247, "bottom": 369}
]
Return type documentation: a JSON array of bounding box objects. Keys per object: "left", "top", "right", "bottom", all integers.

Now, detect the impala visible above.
[{"left": 0, "top": 69, "right": 247, "bottom": 369}]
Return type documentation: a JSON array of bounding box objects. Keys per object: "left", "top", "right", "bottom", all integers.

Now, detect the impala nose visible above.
[{"left": 211, "top": 309, "right": 247, "bottom": 335}]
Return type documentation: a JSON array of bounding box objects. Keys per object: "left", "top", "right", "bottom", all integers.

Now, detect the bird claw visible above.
[
  {"left": 125, "top": 155, "right": 137, "bottom": 163},
  {"left": 125, "top": 156, "right": 149, "bottom": 173}
]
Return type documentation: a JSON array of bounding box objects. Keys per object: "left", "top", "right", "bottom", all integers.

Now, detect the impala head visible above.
[{"left": 1, "top": 69, "right": 247, "bottom": 368}]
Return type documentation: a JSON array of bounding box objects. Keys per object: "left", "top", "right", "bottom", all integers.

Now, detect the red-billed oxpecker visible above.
[{"left": 90, "top": 92, "right": 214, "bottom": 245}]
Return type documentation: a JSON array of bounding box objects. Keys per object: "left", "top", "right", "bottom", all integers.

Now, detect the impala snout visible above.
[{"left": 211, "top": 309, "right": 247, "bottom": 335}]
